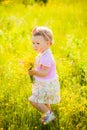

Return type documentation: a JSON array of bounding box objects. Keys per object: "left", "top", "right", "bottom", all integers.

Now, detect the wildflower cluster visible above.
[{"left": 20, "top": 56, "right": 35, "bottom": 82}]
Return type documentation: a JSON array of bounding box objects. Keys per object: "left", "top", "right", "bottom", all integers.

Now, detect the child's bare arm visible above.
[{"left": 28, "top": 65, "right": 49, "bottom": 77}]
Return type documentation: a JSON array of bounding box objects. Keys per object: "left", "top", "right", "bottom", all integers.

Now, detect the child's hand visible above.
[
  {"left": 28, "top": 69, "right": 35, "bottom": 76},
  {"left": 28, "top": 69, "right": 34, "bottom": 83}
]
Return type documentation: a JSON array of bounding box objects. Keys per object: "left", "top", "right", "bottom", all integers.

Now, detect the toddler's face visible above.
[{"left": 32, "top": 35, "right": 49, "bottom": 53}]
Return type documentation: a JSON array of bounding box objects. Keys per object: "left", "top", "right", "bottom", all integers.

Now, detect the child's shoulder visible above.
[
  {"left": 41, "top": 51, "right": 51, "bottom": 59},
  {"left": 41, "top": 52, "right": 54, "bottom": 63}
]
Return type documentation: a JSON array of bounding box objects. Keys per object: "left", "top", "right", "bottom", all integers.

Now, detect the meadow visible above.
[{"left": 0, "top": 0, "right": 87, "bottom": 130}]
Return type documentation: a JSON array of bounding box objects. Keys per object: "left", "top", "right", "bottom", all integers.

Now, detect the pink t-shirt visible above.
[{"left": 34, "top": 49, "right": 58, "bottom": 81}]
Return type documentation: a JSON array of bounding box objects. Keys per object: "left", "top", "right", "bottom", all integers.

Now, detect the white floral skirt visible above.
[{"left": 29, "top": 79, "right": 60, "bottom": 104}]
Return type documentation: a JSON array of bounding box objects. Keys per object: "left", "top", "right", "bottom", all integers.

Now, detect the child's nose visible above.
[{"left": 34, "top": 44, "right": 37, "bottom": 47}]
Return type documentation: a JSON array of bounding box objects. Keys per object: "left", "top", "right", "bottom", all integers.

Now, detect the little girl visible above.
[{"left": 28, "top": 26, "right": 60, "bottom": 124}]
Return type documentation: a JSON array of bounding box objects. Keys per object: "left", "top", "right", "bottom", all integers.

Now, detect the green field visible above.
[{"left": 0, "top": 0, "right": 87, "bottom": 130}]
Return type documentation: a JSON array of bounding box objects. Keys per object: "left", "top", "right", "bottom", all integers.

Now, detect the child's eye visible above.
[
  {"left": 32, "top": 42, "right": 35, "bottom": 44},
  {"left": 37, "top": 43, "right": 40, "bottom": 45}
]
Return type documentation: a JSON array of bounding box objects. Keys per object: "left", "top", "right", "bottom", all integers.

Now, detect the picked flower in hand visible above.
[{"left": 20, "top": 56, "right": 35, "bottom": 82}]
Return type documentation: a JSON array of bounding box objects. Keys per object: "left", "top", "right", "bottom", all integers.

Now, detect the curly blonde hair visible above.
[{"left": 32, "top": 26, "right": 54, "bottom": 45}]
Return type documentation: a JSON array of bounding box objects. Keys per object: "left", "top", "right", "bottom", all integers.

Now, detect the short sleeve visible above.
[{"left": 40, "top": 54, "right": 52, "bottom": 67}]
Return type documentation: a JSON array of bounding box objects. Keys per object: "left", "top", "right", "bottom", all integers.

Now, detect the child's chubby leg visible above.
[
  {"left": 45, "top": 104, "right": 51, "bottom": 110},
  {"left": 29, "top": 100, "right": 56, "bottom": 124},
  {"left": 29, "top": 100, "right": 50, "bottom": 113}
]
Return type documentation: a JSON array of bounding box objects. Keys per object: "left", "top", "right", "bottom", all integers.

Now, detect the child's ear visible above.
[{"left": 47, "top": 41, "right": 51, "bottom": 46}]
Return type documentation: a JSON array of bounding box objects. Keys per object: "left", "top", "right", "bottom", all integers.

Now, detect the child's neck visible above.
[
  {"left": 40, "top": 48, "right": 50, "bottom": 55},
  {"left": 41, "top": 47, "right": 50, "bottom": 53}
]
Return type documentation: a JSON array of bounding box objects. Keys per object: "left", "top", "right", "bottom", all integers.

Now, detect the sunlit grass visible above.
[{"left": 0, "top": 0, "right": 87, "bottom": 129}]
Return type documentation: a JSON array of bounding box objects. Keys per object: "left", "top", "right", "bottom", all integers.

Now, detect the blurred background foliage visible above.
[{"left": 0, "top": 0, "right": 87, "bottom": 130}]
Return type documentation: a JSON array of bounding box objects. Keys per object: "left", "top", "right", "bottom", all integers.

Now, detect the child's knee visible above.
[
  {"left": 28, "top": 99, "right": 38, "bottom": 106},
  {"left": 28, "top": 99, "right": 34, "bottom": 105}
]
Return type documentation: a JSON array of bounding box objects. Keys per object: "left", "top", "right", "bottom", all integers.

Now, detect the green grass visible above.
[{"left": 0, "top": 1, "right": 87, "bottom": 130}]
